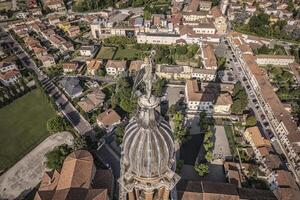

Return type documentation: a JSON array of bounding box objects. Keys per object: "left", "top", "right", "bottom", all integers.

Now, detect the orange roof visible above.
[
  {"left": 245, "top": 126, "right": 271, "bottom": 148},
  {"left": 87, "top": 59, "right": 102, "bottom": 71},
  {"left": 97, "top": 109, "right": 121, "bottom": 126},
  {"left": 186, "top": 79, "right": 215, "bottom": 102},
  {"left": 56, "top": 150, "right": 94, "bottom": 190},
  {"left": 210, "top": 6, "right": 222, "bottom": 18},
  {"left": 0, "top": 70, "right": 20, "bottom": 80}
]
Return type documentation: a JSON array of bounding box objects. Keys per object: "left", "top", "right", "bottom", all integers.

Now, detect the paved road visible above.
[
  {"left": 0, "top": 132, "right": 73, "bottom": 200},
  {"left": 2, "top": 28, "right": 93, "bottom": 135}
]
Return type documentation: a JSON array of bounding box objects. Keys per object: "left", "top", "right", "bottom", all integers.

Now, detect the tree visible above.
[
  {"left": 231, "top": 83, "right": 248, "bottom": 114},
  {"left": 73, "top": 136, "right": 88, "bottom": 150},
  {"left": 246, "top": 115, "right": 257, "bottom": 127},
  {"left": 45, "top": 144, "right": 72, "bottom": 170},
  {"left": 194, "top": 163, "right": 209, "bottom": 176},
  {"left": 115, "top": 123, "right": 126, "bottom": 145},
  {"left": 205, "top": 151, "right": 213, "bottom": 162},
  {"left": 47, "top": 116, "right": 67, "bottom": 134},
  {"left": 176, "top": 45, "right": 187, "bottom": 55},
  {"left": 153, "top": 78, "right": 166, "bottom": 97},
  {"left": 167, "top": 104, "right": 177, "bottom": 117}
]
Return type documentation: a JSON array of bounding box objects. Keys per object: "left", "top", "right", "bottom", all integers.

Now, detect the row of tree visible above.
[
  {"left": 231, "top": 83, "right": 248, "bottom": 114},
  {"left": 0, "top": 78, "right": 33, "bottom": 108}
]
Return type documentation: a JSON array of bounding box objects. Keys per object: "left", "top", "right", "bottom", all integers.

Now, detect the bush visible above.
[
  {"left": 46, "top": 116, "right": 67, "bottom": 134},
  {"left": 194, "top": 163, "right": 209, "bottom": 176},
  {"left": 45, "top": 144, "right": 72, "bottom": 170},
  {"left": 246, "top": 115, "right": 257, "bottom": 127}
]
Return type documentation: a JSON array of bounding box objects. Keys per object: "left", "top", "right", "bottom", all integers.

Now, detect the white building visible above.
[
  {"left": 40, "top": 55, "right": 55, "bottom": 68},
  {"left": 0, "top": 62, "right": 21, "bottom": 86},
  {"left": 256, "top": 55, "right": 295, "bottom": 66},
  {"left": 213, "top": 93, "right": 232, "bottom": 114},
  {"left": 79, "top": 45, "right": 95, "bottom": 57},
  {"left": 185, "top": 79, "right": 214, "bottom": 113},
  {"left": 105, "top": 60, "right": 126, "bottom": 77},
  {"left": 136, "top": 33, "right": 181, "bottom": 45}
]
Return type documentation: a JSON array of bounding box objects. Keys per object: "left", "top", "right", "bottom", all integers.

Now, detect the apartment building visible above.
[{"left": 256, "top": 55, "right": 295, "bottom": 66}]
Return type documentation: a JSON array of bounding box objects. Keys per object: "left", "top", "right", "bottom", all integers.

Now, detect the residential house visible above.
[
  {"left": 86, "top": 59, "right": 102, "bottom": 76},
  {"left": 67, "top": 26, "right": 80, "bottom": 37},
  {"left": 63, "top": 62, "right": 79, "bottom": 73},
  {"left": 185, "top": 79, "right": 215, "bottom": 114},
  {"left": 0, "top": 62, "right": 21, "bottom": 86},
  {"left": 59, "top": 77, "right": 83, "bottom": 98},
  {"left": 40, "top": 55, "right": 55, "bottom": 68},
  {"left": 129, "top": 60, "right": 144, "bottom": 76},
  {"left": 79, "top": 45, "right": 95, "bottom": 57},
  {"left": 78, "top": 88, "right": 105, "bottom": 113},
  {"left": 106, "top": 60, "right": 126, "bottom": 76},
  {"left": 214, "top": 93, "right": 232, "bottom": 114},
  {"left": 34, "top": 150, "right": 113, "bottom": 200},
  {"left": 97, "top": 109, "right": 121, "bottom": 131}
]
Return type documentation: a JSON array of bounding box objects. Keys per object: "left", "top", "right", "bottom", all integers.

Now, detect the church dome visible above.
[{"left": 121, "top": 95, "right": 175, "bottom": 179}]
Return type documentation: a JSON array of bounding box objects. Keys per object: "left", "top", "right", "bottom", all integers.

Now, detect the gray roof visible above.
[
  {"left": 60, "top": 77, "right": 83, "bottom": 97},
  {"left": 160, "top": 65, "right": 183, "bottom": 73}
]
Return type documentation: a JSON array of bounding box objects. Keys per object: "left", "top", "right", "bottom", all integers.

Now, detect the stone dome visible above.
[{"left": 121, "top": 95, "right": 175, "bottom": 179}]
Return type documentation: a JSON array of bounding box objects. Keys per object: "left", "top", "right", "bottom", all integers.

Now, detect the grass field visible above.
[
  {"left": 114, "top": 47, "right": 142, "bottom": 60},
  {"left": 96, "top": 46, "right": 116, "bottom": 59},
  {"left": 0, "top": 89, "right": 56, "bottom": 171}
]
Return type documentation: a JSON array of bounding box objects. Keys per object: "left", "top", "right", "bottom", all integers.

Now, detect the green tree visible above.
[
  {"left": 153, "top": 78, "right": 166, "bottom": 97},
  {"left": 45, "top": 144, "right": 72, "bottom": 170},
  {"left": 246, "top": 115, "right": 257, "bottom": 127},
  {"left": 47, "top": 116, "right": 67, "bottom": 134},
  {"left": 194, "top": 163, "right": 209, "bottom": 176},
  {"left": 167, "top": 104, "right": 177, "bottom": 117},
  {"left": 205, "top": 151, "right": 213, "bottom": 162},
  {"left": 176, "top": 45, "right": 187, "bottom": 55},
  {"left": 73, "top": 136, "right": 88, "bottom": 150},
  {"left": 115, "top": 123, "right": 126, "bottom": 145}
]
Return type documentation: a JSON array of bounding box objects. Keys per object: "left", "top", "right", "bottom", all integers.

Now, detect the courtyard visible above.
[{"left": 0, "top": 89, "right": 56, "bottom": 171}]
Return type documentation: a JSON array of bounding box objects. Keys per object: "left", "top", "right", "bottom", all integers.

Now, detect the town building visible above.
[
  {"left": 185, "top": 79, "right": 215, "bottom": 114},
  {"left": 97, "top": 109, "right": 121, "bottom": 131},
  {"left": 156, "top": 65, "right": 216, "bottom": 81},
  {"left": 213, "top": 93, "right": 232, "bottom": 114},
  {"left": 34, "top": 150, "right": 113, "bottom": 200},
  {"left": 201, "top": 44, "right": 218, "bottom": 70}
]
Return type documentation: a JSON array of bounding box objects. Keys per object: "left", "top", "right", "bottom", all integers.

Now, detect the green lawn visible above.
[
  {"left": 96, "top": 46, "right": 116, "bottom": 59},
  {"left": 114, "top": 47, "right": 142, "bottom": 60},
  {"left": 0, "top": 89, "right": 56, "bottom": 171}
]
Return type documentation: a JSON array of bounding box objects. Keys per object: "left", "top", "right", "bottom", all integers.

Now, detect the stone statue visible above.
[{"left": 143, "top": 50, "right": 156, "bottom": 100}]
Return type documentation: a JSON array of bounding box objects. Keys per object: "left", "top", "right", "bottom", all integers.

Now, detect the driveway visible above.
[{"left": 0, "top": 132, "right": 73, "bottom": 200}]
